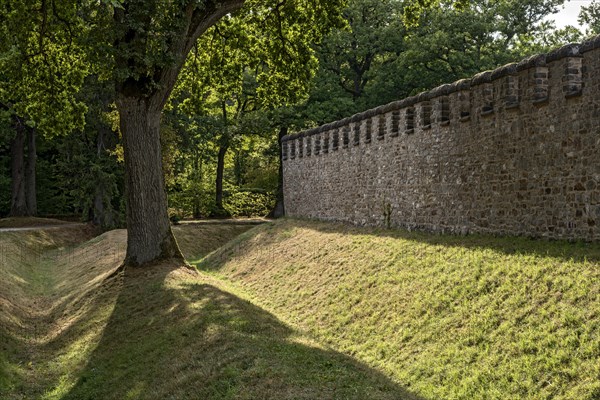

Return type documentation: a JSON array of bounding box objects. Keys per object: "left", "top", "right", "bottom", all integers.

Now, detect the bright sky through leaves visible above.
[{"left": 551, "top": 0, "right": 588, "bottom": 28}]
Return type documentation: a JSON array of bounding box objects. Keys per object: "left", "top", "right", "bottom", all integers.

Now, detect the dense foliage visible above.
[{"left": 0, "top": 0, "right": 595, "bottom": 223}]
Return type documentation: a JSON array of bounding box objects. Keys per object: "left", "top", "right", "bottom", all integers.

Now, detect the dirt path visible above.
[{"left": 0, "top": 223, "right": 86, "bottom": 232}]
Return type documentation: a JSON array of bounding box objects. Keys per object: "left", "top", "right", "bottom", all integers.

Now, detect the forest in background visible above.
[{"left": 2, "top": 0, "right": 599, "bottom": 228}]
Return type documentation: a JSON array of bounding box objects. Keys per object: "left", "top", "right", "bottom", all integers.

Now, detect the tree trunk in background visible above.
[
  {"left": 213, "top": 144, "right": 229, "bottom": 217},
  {"left": 192, "top": 151, "right": 202, "bottom": 219},
  {"left": 10, "top": 121, "right": 27, "bottom": 217},
  {"left": 268, "top": 126, "right": 287, "bottom": 218},
  {"left": 192, "top": 199, "right": 202, "bottom": 219},
  {"left": 234, "top": 149, "right": 243, "bottom": 186},
  {"left": 92, "top": 120, "right": 115, "bottom": 229},
  {"left": 118, "top": 96, "right": 183, "bottom": 266},
  {"left": 93, "top": 185, "right": 115, "bottom": 229},
  {"left": 25, "top": 127, "right": 37, "bottom": 216}
]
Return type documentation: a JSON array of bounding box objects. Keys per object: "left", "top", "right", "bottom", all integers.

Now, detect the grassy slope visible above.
[
  {"left": 196, "top": 219, "right": 600, "bottom": 400},
  {"left": 0, "top": 223, "right": 408, "bottom": 400},
  {"left": 0, "top": 225, "right": 122, "bottom": 398}
]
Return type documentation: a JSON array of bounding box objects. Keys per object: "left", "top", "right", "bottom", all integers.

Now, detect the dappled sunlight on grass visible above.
[
  {"left": 61, "top": 262, "right": 410, "bottom": 399},
  {"left": 0, "top": 226, "right": 124, "bottom": 399},
  {"left": 1, "top": 221, "right": 416, "bottom": 399}
]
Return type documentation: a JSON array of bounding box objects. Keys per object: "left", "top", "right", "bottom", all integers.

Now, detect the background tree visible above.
[
  {"left": 302, "top": 0, "right": 569, "bottom": 128},
  {"left": 579, "top": 0, "right": 600, "bottom": 35},
  {"left": 167, "top": 3, "right": 344, "bottom": 219},
  {"left": 0, "top": 0, "right": 88, "bottom": 216}
]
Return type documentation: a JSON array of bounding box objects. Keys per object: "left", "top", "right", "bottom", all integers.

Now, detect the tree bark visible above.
[
  {"left": 112, "top": 0, "right": 246, "bottom": 266},
  {"left": 213, "top": 144, "right": 229, "bottom": 216},
  {"left": 117, "top": 96, "right": 183, "bottom": 266},
  {"left": 25, "top": 127, "right": 37, "bottom": 216},
  {"left": 269, "top": 126, "right": 287, "bottom": 218},
  {"left": 10, "top": 121, "right": 27, "bottom": 217}
]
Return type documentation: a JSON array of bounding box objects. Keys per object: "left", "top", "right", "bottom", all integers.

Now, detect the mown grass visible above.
[
  {"left": 0, "top": 224, "right": 119, "bottom": 399},
  {"left": 196, "top": 218, "right": 600, "bottom": 400},
  {"left": 0, "top": 220, "right": 410, "bottom": 399}
]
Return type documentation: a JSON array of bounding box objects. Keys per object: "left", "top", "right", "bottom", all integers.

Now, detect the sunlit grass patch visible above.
[{"left": 199, "top": 218, "right": 600, "bottom": 400}]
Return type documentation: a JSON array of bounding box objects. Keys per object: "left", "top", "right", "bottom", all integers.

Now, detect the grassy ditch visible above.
[{"left": 1, "top": 220, "right": 407, "bottom": 400}]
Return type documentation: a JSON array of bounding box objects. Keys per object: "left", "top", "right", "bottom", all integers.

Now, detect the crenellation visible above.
[
  {"left": 458, "top": 89, "right": 471, "bottom": 121},
  {"left": 420, "top": 101, "right": 432, "bottom": 130},
  {"left": 505, "top": 74, "right": 519, "bottom": 109},
  {"left": 282, "top": 140, "right": 288, "bottom": 161},
  {"left": 391, "top": 110, "right": 401, "bottom": 136},
  {"left": 533, "top": 65, "right": 550, "bottom": 103},
  {"left": 352, "top": 122, "right": 360, "bottom": 146},
  {"left": 480, "top": 83, "right": 495, "bottom": 115},
  {"left": 405, "top": 107, "right": 415, "bottom": 134},
  {"left": 564, "top": 56, "right": 583, "bottom": 97},
  {"left": 365, "top": 118, "right": 372, "bottom": 143},
  {"left": 332, "top": 129, "right": 339, "bottom": 151},
  {"left": 343, "top": 125, "right": 351, "bottom": 148},
  {"left": 282, "top": 36, "right": 600, "bottom": 241},
  {"left": 290, "top": 139, "right": 296, "bottom": 159},
  {"left": 323, "top": 131, "right": 330, "bottom": 154},
  {"left": 438, "top": 96, "right": 451, "bottom": 126}
]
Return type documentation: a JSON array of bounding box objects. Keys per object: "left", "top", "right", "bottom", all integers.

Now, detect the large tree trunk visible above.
[
  {"left": 118, "top": 97, "right": 183, "bottom": 266},
  {"left": 213, "top": 144, "right": 229, "bottom": 216},
  {"left": 10, "top": 122, "right": 27, "bottom": 217},
  {"left": 25, "top": 127, "right": 37, "bottom": 216},
  {"left": 268, "top": 126, "right": 287, "bottom": 218},
  {"left": 112, "top": 0, "right": 247, "bottom": 266}
]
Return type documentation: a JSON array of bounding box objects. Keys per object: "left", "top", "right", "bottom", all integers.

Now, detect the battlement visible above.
[
  {"left": 282, "top": 35, "right": 600, "bottom": 240},
  {"left": 282, "top": 37, "right": 600, "bottom": 156}
]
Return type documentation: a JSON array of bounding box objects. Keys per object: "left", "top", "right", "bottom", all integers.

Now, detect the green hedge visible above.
[{"left": 223, "top": 190, "right": 275, "bottom": 218}]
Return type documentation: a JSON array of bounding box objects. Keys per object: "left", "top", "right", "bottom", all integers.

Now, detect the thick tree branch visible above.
[{"left": 150, "top": 0, "right": 246, "bottom": 110}]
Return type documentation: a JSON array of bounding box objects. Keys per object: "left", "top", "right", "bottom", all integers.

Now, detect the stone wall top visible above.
[{"left": 282, "top": 36, "right": 600, "bottom": 144}]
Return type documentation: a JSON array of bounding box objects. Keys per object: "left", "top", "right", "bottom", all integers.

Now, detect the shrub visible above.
[{"left": 223, "top": 189, "right": 276, "bottom": 218}]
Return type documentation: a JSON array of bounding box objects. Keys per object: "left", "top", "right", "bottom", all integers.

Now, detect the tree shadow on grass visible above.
[{"left": 63, "top": 262, "right": 422, "bottom": 400}]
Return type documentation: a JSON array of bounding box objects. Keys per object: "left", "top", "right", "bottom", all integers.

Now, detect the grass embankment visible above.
[
  {"left": 196, "top": 219, "right": 600, "bottom": 400},
  {"left": 0, "top": 220, "right": 405, "bottom": 400},
  {"left": 0, "top": 223, "right": 120, "bottom": 398}
]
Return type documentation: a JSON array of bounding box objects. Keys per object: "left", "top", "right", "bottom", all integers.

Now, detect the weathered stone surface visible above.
[{"left": 282, "top": 36, "right": 600, "bottom": 241}]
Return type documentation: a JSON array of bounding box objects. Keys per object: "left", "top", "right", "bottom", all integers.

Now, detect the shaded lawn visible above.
[{"left": 0, "top": 217, "right": 75, "bottom": 229}]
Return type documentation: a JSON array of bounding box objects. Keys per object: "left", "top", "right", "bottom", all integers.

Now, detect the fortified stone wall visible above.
[{"left": 282, "top": 37, "right": 600, "bottom": 240}]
